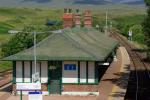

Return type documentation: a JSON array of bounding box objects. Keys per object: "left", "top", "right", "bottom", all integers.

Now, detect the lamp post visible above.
[
  {"left": 105, "top": 9, "right": 108, "bottom": 35},
  {"left": 33, "top": 31, "right": 37, "bottom": 82}
]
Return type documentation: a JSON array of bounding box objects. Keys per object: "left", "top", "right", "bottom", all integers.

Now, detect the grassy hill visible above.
[
  {"left": 0, "top": 5, "right": 146, "bottom": 31},
  {"left": 0, "top": 8, "right": 62, "bottom": 32}
]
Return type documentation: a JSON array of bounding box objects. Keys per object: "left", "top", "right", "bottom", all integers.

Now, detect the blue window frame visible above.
[{"left": 64, "top": 64, "right": 76, "bottom": 70}]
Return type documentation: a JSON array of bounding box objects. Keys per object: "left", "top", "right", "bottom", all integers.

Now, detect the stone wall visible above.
[{"left": 62, "top": 84, "right": 98, "bottom": 92}]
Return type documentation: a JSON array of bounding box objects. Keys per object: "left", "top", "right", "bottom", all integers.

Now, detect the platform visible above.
[{"left": 97, "top": 47, "right": 130, "bottom": 100}]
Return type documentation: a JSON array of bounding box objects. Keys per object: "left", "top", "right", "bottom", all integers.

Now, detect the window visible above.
[{"left": 64, "top": 64, "right": 76, "bottom": 70}]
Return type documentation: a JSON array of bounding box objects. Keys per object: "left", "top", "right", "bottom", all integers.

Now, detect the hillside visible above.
[{"left": 0, "top": 0, "right": 145, "bottom": 7}]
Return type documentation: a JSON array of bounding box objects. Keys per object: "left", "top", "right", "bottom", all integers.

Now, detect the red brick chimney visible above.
[
  {"left": 74, "top": 9, "right": 81, "bottom": 27},
  {"left": 63, "top": 8, "right": 74, "bottom": 29},
  {"left": 84, "top": 10, "right": 92, "bottom": 27}
]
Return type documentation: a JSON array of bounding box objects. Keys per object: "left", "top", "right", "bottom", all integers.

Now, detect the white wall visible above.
[
  {"left": 62, "top": 61, "right": 95, "bottom": 84},
  {"left": 24, "top": 61, "right": 30, "bottom": 82},
  {"left": 36, "top": 62, "right": 41, "bottom": 82},
  {"left": 88, "top": 62, "right": 95, "bottom": 83},
  {"left": 41, "top": 61, "right": 48, "bottom": 83},
  {"left": 16, "top": 61, "right": 22, "bottom": 82},
  {"left": 80, "top": 61, "right": 86, "bottom": 83},
  {"left": 62, "top": 61, "right": 78, "bottom": 83},
  {"left": 15, "top": 61, "right": 48, "bottom": 83},
  {"left": 15, "top": 60, "right": 95, "bottom": 84}
]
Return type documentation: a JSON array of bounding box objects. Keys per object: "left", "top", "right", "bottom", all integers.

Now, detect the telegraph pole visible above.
[
  {"left": 105, "top": 9, "right": 108, "bottom": 35},
  {"left": 33, "top": 31, "right": 37, "bottom": 82}
]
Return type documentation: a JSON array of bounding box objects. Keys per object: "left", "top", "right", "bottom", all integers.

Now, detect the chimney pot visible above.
[
  {"left": 64, "top": 8, "right": 67, "bottom": 13},
  {"left": 84, "top": 10, "right": 92, "bottom": 27},
  {"left": 76, "top": 9, "right": 79, "bottom": 13},
  {"left": 69, "top": 8, "right": 72, "bottom": 13},
  {"left": 63, "top": 8, "right": 73, "bottom": 28},
  {"left": 74, "top": 9, "right": 81, "bottom": 27}
]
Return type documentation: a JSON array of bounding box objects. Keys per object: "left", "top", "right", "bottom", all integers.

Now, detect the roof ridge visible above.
[
  {"left": 81, "top": 29, "right": 116, "bottom": 49},
  {"left": 62, "top": 29, "right": 101, "bottom": 60},
  {"left": 5, "top": 33, "right": 58, "bottom": 57},
  {"left": 75, "top": 29, "right": 110, "bottom": 50}
]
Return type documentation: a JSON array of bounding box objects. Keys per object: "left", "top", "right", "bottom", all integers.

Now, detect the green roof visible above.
[{"left": 2, "top": 27, "right": 118, "bottom": 61}]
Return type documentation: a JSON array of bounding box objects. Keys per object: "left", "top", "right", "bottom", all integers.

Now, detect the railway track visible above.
[
  {"left": 0, "top": 82, "right": 12, "bottom": 100},
  {"left": 0, "top": 70, "right": 12, "bottom": 100},
  {"left": 0, "top": 69, "right": 12, "bottom": 88},
  {"left": 0, "top": 69, "right": 12, "bottom": 77},
  {"left": 110, "top": 30, "right": 150, "bottom": 100}
]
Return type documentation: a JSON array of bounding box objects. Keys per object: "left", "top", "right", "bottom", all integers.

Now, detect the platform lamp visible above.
[{"left": 32, "top": 23, "right": 56, "bottom": 83}]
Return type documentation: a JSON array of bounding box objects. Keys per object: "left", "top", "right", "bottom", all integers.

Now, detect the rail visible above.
[{"left": 109, "top": 29, "right": 150, "bottom": 100}]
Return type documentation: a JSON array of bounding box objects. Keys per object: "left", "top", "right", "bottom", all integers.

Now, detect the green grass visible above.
[
  {"left": 0, "top": 34, "right": 13, "bottom": 71},
  {"left": 0, "top": 22, "right": 14, "bottom": 33},
  {"left": 112, "top": 15, "right": 146, "bottom": 45},
  {"left": 0, "top": 8, "right": 63, "bottom": 31},
  {"left": 0, "top": 34, "right": 13, "bottom": 56},
  {"left": 0, "top": 61, "right": 12, "bottom": 72},
  {"left": 0, "top": 34, "right": 13, "bottom": 46}
]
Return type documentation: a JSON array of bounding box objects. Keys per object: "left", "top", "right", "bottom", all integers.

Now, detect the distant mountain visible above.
[
  {"left": 123, "top": 1, "right": 144, "bottom": 5},
  {"left": 114, "top": 0, "right": 145, "bottom": 5},
  {"left": 74, "top": 0, "right": 112, "bottom": 5},
  {"left": 0, "top": 0, "right": 145, "bottom": 7}
]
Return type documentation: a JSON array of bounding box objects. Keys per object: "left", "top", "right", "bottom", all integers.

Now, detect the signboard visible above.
[
  {"left": 64, "top": 64, "right": 76, "bottom": 70},
  {"left": 16, "top": 83, "right": 41, "bottom": 91},
  {"left": 32, "top": 72, "right": 40, "bottom": 82},
  {"left": 29, "top": 92, "right": 42, "bottom": 100}
]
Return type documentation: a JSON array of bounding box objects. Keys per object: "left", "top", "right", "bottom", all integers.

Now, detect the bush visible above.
[
  {"left": 113, "top": 15, "right": 145, "bottom": 44},
  {"left": 143, "top": 0, "right": 150, "bottom": 59},
  {"left": 130, "top": 25, "right": 145, "bottom": 44}
]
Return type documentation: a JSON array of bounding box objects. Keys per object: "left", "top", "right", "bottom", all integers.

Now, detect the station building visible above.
[{"left": 3, "top": 9, "right": 118, "bottom": 96}]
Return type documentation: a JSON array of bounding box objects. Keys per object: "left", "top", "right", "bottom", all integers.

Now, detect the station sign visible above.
[
  {"left": 64, "top": 64, "right": 76, "bottom": 70},
  {"left": 16, "top": 83, "right": 41, "bottom": 91},
  {"left": 32, "top": 72, "right": 40, "bottom": 82}
]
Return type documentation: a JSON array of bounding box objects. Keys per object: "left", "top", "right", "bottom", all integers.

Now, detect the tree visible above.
[
  {"left": 143, "top": 0, "right": 150, "bottom": 60},
  {"left": 131, "top": 25, "right": 145, "bottom": 44},
  {"left": 1, "top": 26, "right": 50, "bottom": 57}
]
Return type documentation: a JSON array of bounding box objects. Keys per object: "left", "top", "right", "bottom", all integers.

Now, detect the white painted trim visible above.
[
  {"left": 62, "top": 92, "right": 99, "bottom": 96},
  {"left": 16, "top": 61, "right": 23, "bottom": 82},
  {"left": 41, "top": 61, "right": 48, "bottom": 83},
  {"left": 88, "top": 62, "right": 95, "bottom": 83},
  {"left": 98, "top": 62, "right": 110, "bottom": 66},
  {"left": 24, "top": 61, "right": 30, "bottom": 82},
  {"left": 80, "top": 61, "right": 86, "bottom": 83}
]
